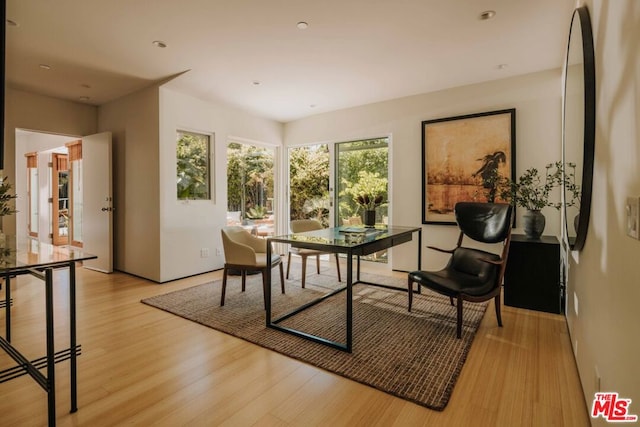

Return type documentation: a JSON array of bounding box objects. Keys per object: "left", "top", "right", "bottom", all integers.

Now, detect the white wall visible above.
[
  {"left": 157, "top": 86, "right": 283, "bottom": 283},
  {"left": 566, "top": 1, "right": 640, "bottom": 423},
  {"left": 285, "top": 69, "right": 565, "bottom": 272},
  {"left": 98, "top": 84, "right": 161, "bottom": 281}
]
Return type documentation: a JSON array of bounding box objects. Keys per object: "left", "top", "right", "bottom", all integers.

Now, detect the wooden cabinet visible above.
[{"left": 504, "top": 234, "right": 562, "bottom": 314}]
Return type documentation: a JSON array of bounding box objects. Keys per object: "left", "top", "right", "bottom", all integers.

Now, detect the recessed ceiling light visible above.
[
  {"left": 6, "top": 19, "right": 19, "bottom": 27},
  {"left": 252, "top": 80, "right": 261, "bottom": 86},
  {"left": 479, "top": 10, "right": 496, "bottom": 20},
  {"left": 152, "top": 40, "right": 167, "bottom": 48},
  {"left": 79, "top": 96, "right": 90, "bottom": 102},
  {"left": 309, "top": 104, "right": 316, "bottom": 108},
  {"left": 497, "top": 63, "right": 508, "bottom": 70},
  {"left": 297, "top": 21, "right": 309, "bottom": 30},
  {"left": 39, "top": 64, "right": 52, "bottom": 70}
]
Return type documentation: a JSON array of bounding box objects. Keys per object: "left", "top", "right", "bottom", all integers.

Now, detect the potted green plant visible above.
[
  {"left": 497, "top": 162, "right": 578, "bottom": 239},
  {"left": 0, "top": 177, "right": 18, "bottom": 245},
  {"left": 342, "top": 171, "right": 387, "bottom": 227},
  {"left": 0, "top": 178, "right": 18, "bottom": 216}
]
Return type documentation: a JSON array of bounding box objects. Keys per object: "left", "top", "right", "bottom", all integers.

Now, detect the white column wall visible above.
[{"left": 158, "top": 86, "right": 283, "bottom": 283}]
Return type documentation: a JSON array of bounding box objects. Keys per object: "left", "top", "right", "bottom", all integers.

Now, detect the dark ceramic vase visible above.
[
  {"left": 364, "top": 210, "right": 376, "bottom": 227},
  {"left": 523, "top": 209, "right": 545, "bottom": 239}
]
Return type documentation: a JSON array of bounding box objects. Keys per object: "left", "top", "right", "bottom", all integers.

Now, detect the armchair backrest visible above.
[
  {"left": 221, "top": 226, "right": 267, "bottom": 266},
  {"left": 454, "top": 202, "right": 514, "bottom": 291},
  {"left": 455, "top": 202, "right": 513, "bottom": 244},
  {"left": 291, "top": 219, "right": 323, "bottom": 233}
]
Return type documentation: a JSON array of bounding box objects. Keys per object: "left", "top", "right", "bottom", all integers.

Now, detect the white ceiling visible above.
[{"left": 5, "top": 0, "right": 575, "bottom": 123}]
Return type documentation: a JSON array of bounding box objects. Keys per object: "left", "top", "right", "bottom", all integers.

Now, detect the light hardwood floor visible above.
[{"left": 0, "top": 263, "right": 589, "bottom": 426}]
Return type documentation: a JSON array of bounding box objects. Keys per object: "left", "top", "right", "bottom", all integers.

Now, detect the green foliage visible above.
[
  {"left": 0, "top": 177, "right": 18, "bottom": 217},
  {"left": 177, "top": 131, "right": 210, "bottom": 199},
  {"left": 336, "top": 139, "right": 388, "bottom": 218},
  {"left": 342, "top": 170, "right": 388, "bottom": 210},
  {"left": 289, "top": 145, "right": 330, "bottom": 224},
  {"left": 477, "top": 167, "right": 512, "bottom": 203},
  {"left": 550, "top": 161, "right": 581, "bottom": 208},
  {"left": 496, "top": 162, "right": 580, "bottom": 211},
  {"left": 227, "top": 143, "right": 274, "bottom": 218},
  {"left": 246, "top": 205, "right": 267, "bottom": 219}
]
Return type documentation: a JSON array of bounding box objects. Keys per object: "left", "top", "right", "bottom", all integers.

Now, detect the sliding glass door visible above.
[
  {"left": 288, "top": 137, "right": 389, "bottom": 261},
  {"left": 288, "top": 144, "right": 332, "bottom": 227},
  {"left": 335, "top": 138, "right": 389, "bottom": 227}
]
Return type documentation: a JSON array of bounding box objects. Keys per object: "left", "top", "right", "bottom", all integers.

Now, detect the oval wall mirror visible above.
[{"left": 562, "top": 6, "right": 595, "bottom": 251}]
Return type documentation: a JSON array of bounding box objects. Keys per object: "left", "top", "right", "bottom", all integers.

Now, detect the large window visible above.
[
  {"left": 176, "top": 130, "right": 211, "bottom": 200},
  {"left": 226, "top": 142, "right": 275, "bottom": 236},
  {"left": 288, "top": 144, "right": 331, "bottom": 226}
]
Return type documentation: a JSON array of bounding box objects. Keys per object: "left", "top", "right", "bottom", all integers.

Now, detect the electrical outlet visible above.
[
  {"left": 626, "top": 196, "right": 640, "bottom": 239},
  {"left": 200, "top": 248, "right": 209, "bottom": 258}
]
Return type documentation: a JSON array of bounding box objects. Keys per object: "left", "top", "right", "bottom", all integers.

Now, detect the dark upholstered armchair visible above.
[{"left": 408, "top": 202, "right": 513, "bottom": 338}]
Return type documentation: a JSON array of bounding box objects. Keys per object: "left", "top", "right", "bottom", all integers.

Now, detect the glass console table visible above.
[
  {"left": 266, "top": 225, "right": 421, "bottom": 352},
  {"left": 0, "top": 237, "right": 97, "bottom": 426}
]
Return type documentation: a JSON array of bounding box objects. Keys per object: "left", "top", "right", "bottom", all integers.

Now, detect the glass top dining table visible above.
[
  {"left": 0, "top": 235, "right": 96, "bottom": 272},
  {"left": 265, "top": 225, "right": 422, "bottom": 352}
]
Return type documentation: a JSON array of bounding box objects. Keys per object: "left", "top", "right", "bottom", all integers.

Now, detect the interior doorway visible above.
[
  {"left": 15, "top": 130, "right": 76, "bottom": 245},
  {"left": 14, "top": 129, "right": 114, "bottom": 273}
]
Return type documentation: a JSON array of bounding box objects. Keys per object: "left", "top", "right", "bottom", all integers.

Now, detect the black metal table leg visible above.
[
  {"left": 265, "top": 243, "right": 272, "bottom": 326},
  {"left": 346, "top": 252, "right": 353, "bottom": 352},
  {"left": 69, "top": 261, "right": 78, "bottom": 413},
  {"left": 266, "top": 227, "right": 421, "bottom": 353},
  {"left": 45, "top": 268, "right": 56, "bottom": 426},
  {"left": 5, "top": 273, "right": 11, "bottom": 342}
]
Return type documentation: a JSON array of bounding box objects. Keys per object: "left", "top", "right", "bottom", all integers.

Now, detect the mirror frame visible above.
[
  {"left": 1, "top": 0, "right": 6, "bottom": 169},
  {"left": 562, "top": 6, "right": 596, "bottom": 251}
]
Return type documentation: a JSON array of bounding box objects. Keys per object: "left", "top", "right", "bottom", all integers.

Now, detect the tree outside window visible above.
[{"left": 177, "top": 130, "right": 211, "bottom": 200}]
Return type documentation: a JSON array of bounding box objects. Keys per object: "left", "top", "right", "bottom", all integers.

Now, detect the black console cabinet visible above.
[{"left": 504, "top": 234, "right": 562, "bottom": 314}]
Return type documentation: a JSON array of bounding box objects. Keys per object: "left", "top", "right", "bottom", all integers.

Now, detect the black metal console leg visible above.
[
  {"left": 5, "top": 274, "right": 11, "bottom": 342},
  {"left": 45, "top": 268, "right": 57, "bottom": 426},
  {"left": 69, "top": 262, "right": 78, "bottom": 413}
]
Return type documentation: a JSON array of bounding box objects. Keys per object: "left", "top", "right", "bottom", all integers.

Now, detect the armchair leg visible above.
[
  {"left": 316, "top": 255, "right": 321, "bottom": 274},
  {"left": 495, "top": 294, "right": 503, "bottom": 327},
  {"left": 241, "top": 271, "right": 246, "bottom": 292},
  {"left": 221, "top": 267, "right": 228, "bottom": 306},
  {"left": 286, "top": 252, "right": 292, "bottom": 279},
  {"left": 334, "top": 254, "right": 342, "bottom": 282},
  {"left": 456, "top": 295, "right": 463, "bottom": 339},
  {"left": 449, "top": 296, "right": 455, "bottom": 306}
]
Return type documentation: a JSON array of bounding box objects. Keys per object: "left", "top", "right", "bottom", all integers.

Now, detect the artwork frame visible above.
[{"left": 422, "top": 109, "right": 516, "bottom": 224}]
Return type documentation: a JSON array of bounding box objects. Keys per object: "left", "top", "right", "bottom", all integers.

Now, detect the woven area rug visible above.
[{"left": 141, "top": 265, "right": 487, "bottom": 410}]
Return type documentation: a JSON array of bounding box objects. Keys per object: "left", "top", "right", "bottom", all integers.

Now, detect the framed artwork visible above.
[{"left": 422, "top": 109, "right": 516, "bottom": 224}]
